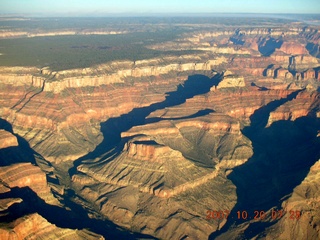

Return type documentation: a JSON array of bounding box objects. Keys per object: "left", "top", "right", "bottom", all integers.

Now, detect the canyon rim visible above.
[{"left": 0, "top": 12, "right": 320, "bottom": 240}]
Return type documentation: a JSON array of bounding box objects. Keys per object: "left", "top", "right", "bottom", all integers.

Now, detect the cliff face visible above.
[
  {"left": 42, "top": 57, "right": 223, "bottom": 93},
  {"left": 0, "top": 213, "right": 105, "bottom": 240},
  {"left": 73, "top": 151, "right": 237, "bottom": 239},
  {"left": 0, "top": 130, "right": 18, "bottom": 149},
  {"left": 121, "top": 114, "right": 251, "bottom": 167},
  {"left": 267, "top": 91, "right": 320, "bottom": 125},
  {"left": 0, "top": 73, "right": 181, "bottom": 162},
  {"left": 0, "top": 22, "right": 320, "bottom": 240},
  {"left": 70, "top": 85, "right": 319, "bottom": 239},
  {"left": 256, "top": 159, "right": 320, "bottom": 240},
  {"left": 0, "top": 163, "right": 59, "bottom": 205},
  {"left": 0, "top": 140, "right": 106, "bottom": 239},
  {"left": 68, "top": 81, "right": 258, "bottom": 238},
  {"left": 0, "top": 25, "right": 318, "bottom": 165},
  {"left": 0, "top": 29, "right": 127, "bottom": 39},
  {"left": 0, "top": 54, "right": 226, "bottom": 163},
  {"left": 73, "top": 88, "right": 316, "bottom": 239},
  {"left": 216, "top": 75, "right": 245, "bottom": 88},
  {"left": 279, "top": 41, "right": 308, "bottom": 55},
  {"left": 185, "top": 88, "right": 295, "bottom": 123}
]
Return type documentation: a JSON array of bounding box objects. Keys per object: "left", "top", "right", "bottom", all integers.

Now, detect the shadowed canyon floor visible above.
[
  {"left": 1, "top": 16, "right": 320, "bottom": 240},
  {"left": 71, "top": 73, "right": 222, "bottom": 166},
  {"left": 0, "top": 186, "right": 155, "bottom": 239},
  {"left": 209, "top": 92, "right": 320, "bottom": 239}
]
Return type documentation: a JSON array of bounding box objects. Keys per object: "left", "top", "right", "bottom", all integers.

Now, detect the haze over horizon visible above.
[{"left": 0, "top": 0, "right": 320, "bottom": 17}]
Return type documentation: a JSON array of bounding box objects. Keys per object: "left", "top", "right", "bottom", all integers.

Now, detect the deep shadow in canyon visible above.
[
  {"left": 146, "top": 108, "right": 215, "bottom": 124},
  {"left": 1, "top": 74, "right": 222, "bottom": 240},
  {"left": 0, "top": 186, "right": 156, "bottom": 239},
  {"left": 70, "top": 73, "right": 223, "bottom": 172},
  {"left": 0, "top": 119, "right": 155, "bottom": 239},
  {"left": 258, "top": 37, "right": 283, "bottom": 56},
  {"left": 306, "top": 42, "right": 320, "bottom": 58},
  {"left": 0, "top": 118, "right": 38, "bottom": 166},
  {"left": 209, "top": 90, "right": 320, "bottom": 239}
]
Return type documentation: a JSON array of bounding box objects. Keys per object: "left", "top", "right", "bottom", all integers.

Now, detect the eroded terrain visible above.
[{"left": 0, "top": 16, "right": 320, "bottom": 239}]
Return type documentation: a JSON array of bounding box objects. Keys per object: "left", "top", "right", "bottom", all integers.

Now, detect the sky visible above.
[{"left": 0, "top": 0, "right": 319, "bottom": 16}]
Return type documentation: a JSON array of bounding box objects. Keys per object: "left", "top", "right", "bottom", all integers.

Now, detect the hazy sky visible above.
[{"left": 0, "top": 0, "right": 319, "bottom": 16}]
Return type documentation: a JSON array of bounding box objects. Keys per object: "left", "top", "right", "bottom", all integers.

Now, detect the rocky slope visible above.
[
  {"left": 70, "top": 107, "right": 253, "bottom": 238},
  {"left": 263, "top": 160, "right": 320, "bottom": 240},
  {"left": 0, "top": 130, "right": 18, "bottom": 149},
  {"left": 0, "top": 131, "right": 105, "bottom": 239},
  {"left": 0, "top": 213, "right": 105, "bottom": 240},
  {"left": 0, "top": 54, "right": 226, "bottom": 163},
  {"left": 70, "top": 84, "right": 319, "bottom": 239},
  {"left": 0, "top": 20, "right": 320, "bottom": 239},
  {"left": 0, "top": 163, "right": 59, "bottom": 205}
]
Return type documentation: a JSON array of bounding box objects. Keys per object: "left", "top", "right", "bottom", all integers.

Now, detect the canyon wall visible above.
[
  {"left": 0, "top": 213, "right": 105, "bottom": 240},
  {"left": 0, "top": 22, "right": 319, "bottom": 239},
  {"left": 0, "top": 130, "right": 18, "bottom": 149},
  {"left": 264, "top": 160, "right": 320, "bottom": 240}
]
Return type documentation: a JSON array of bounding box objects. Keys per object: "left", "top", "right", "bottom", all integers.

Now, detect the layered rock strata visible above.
[
  {"left": 0, "top": 130, "right": 18, "bottom": 149},
  {"left": 0, "top": 54, "right": 226, "bottom": 163},
  {"left": 264, "top": 160, "right": 320, "bottom": 240},
  {"left": 267, "top": 90, "right": 320, "bottom": 126},
  {"left": 0, "top": 163, "right": 59, "bottom": 205},
  {"left": 0, "top": 22, "right": 319, "bottom": 240},
  {"left": 0, "top": 77, "right": 176, "bottom": 163},
  {"left": 0, "top": 213, "right": 104, "bottom": 240},
  {"left": 69, "top": 110, "right": 253, "bottom": 239}
]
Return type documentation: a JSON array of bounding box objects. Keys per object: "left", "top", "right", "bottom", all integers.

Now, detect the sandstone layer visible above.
[
  {"left": 0, "top": 163, "right": 59, "bottom": 205},
  {"left": 71, "top": 86, "right": 319, "bottom": 239},
  {"left": 0, "top": 130, "right": 18, "bottom": 149},
  {"left": 263, "top": 160, "right": 320, "bottom": 240},
  {"left": 0, "top": 148, "right": 106, "bottom": 239},
  {"left": 0, "top": 213, "right": 104, "bottom": 240},
  {"left": 0, "top": 20, "right": 319, "bottom": 240}
]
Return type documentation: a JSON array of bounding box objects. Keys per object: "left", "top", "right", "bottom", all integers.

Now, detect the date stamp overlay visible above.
[{"left": 206, "top": 209, "right": 302, "bottom": 221}]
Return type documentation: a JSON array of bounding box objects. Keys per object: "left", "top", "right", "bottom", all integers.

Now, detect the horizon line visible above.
[{"left": 1, "top": 12, "right": 320, "bottom": 17}]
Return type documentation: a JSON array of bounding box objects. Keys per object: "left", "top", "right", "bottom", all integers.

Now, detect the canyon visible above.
[{"left": 0, "top": 16, "right": 320, "bottom": 239}]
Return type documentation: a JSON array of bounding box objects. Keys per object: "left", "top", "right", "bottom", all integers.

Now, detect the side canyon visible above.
[{"left": 0, "top": 16, "right": 319, "bottom": 239}]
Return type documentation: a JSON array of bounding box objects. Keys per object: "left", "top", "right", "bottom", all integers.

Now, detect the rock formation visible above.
[
  {"left": 264, "top": 160, "right": 320, "bottom": 240},
  {"left": 267, "top": 90, "right": 320, "bottom": 126},
  {"left": 216, "top": 74, "right": 245, "bottom": 89},
  {"left": 0, "top": 18, "right": 319, "bottom": 239},
  {"left": 0, "top": 163, "right": 59, "bottom": 204},
  {"left": 0, "top": 130, "right": 18, "bottom": 149},
  {"left": 278, "top": 41, "right": 308, "bottom": 55},
  {"left": 0, "top": 213, "right": 105, "bottom": 240}
]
